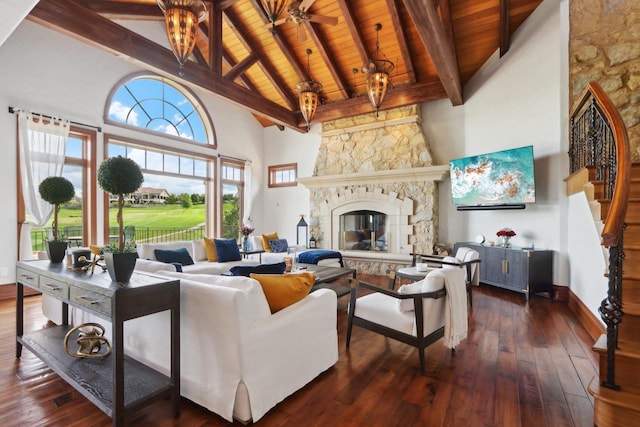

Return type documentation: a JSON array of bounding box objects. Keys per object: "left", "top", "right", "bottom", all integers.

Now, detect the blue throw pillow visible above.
[
  {"left": 214, "top": 238, "right": 242, "bottom": 262},
  {"left": 229, "top": 262, "right": 287, "bottom": 277},
  {"left": 268, "top": 238, "right": 289, "bottom": 253},
  {"left": 154, "top": 248, "right": 194, "bottom": 266}
]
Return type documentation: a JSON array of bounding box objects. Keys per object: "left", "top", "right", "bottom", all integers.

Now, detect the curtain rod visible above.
[
  {"left": 8, "top": 106, "right": 102, "bottom": 133},
  {"left": 218, "top": 154, "right": 252, "bottom": 164}
]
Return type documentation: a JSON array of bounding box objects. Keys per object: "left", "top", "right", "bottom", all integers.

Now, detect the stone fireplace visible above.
[{"left": 298, "top": 105, "right": 449, "bottom": 275}]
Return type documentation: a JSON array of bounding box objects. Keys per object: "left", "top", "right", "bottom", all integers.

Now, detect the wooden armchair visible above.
[
  {"left": 396, "top": 248, "right": 480, "bottom": 306},
  {"left": 346, "top": 267, "right": 467, "bottom": 374}
]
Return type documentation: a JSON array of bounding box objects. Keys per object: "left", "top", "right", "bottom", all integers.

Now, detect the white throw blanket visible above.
[{"left": 431, "top": 267, "right": 468, "bottom": 349}]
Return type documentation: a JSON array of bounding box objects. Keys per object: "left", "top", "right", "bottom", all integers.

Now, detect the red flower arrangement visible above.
[
  {"left": 496, "top": 228, "right": 516, "bottom": 237},
  {"left": 240, "top": 225, "right": 255, "bottom": 237}
]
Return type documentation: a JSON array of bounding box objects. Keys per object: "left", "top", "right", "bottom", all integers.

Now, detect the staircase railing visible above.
[{"left": 569, "top": 81, "right": 631, "bottom": 390}]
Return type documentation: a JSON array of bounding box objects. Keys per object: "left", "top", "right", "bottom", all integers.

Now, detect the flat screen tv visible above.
[{"left": 449, "top": 145, "right": 536, "bottom": 210}]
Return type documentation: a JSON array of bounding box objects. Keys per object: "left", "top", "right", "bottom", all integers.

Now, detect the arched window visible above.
[{"left": 105, "top": 74, "right": 215, "bottom": 146}]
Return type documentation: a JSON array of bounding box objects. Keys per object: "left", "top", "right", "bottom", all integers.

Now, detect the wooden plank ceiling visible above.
[{"left": 27, "top": 0, "right": 543, "bottom": 132}]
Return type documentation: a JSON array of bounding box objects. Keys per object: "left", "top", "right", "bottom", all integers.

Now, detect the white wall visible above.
[
  {"left": 0, "top": 19, "right": 263, "bottom": 284},
  {"left": 260, "top": 123, "right": 321, "bottom": 244},
  {"left": 568, "top": 192, "right": 608, "bottom": 322},
  {"left": 425, "top": 0, "right": 570, "bottom": 286}
]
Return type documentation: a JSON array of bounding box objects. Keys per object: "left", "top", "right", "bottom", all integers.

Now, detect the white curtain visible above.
[
  {"left": 243, "top": 161, "right": 253, "bottom": 226},
  {"left": 18, "top": 111, "right": 69, "bottom": 260}
]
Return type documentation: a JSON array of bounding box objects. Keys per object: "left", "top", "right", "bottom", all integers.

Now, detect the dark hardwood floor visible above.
[{"left": 1, "top": 279, "right": 597, "bottom": 426}]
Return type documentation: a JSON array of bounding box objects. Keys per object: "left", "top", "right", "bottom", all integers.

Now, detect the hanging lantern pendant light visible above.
[
  {"left": 295, "top": 49, "right": 323, "bottom": 130},
  {"left": 157, "top": 0, "right": 208, "bottom": 76},
  {"left": 362, "top": 23, "right": 394, "bottom": 116}
]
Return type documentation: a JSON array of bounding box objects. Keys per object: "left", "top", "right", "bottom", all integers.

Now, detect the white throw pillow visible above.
[
  {"left": 249, "top": 236, "right": 264, "bottom": 251},
  {"left": 397, "top": 280, "right": 424, "bottom": 312},
  {"left": 396, "top": 271, "right": 446, "bottom": 312},
  {"left": 421, "top": 270, "right": 445, "bottom": 291}
]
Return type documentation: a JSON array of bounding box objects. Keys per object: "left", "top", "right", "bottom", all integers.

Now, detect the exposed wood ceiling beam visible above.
[
  {"left": 225, "top": 54, "right": 258, "bottom": 81},
  {"left": 219, "top": 0, "right": 242, "bottom": 9},
  {"left": 221, "top": 48, "right": 280, "bottom": 128},
  {"left": 28, "top": 0, "right": 303, "bottom": 130},
  {"left": 82, "top": 1, "right": 163, "bottom": 20},
  {"left": 222, "top": 49, "right": 258, "bottom": 90},
  {"left": 386, "top": 0, "right": 416, "bottom": 84},
  {"left": 209, "top": 2, "right": 222, "bottom": 74},
  {"left": 401, "top": 0, "right": 463, "bottom": 105},
  {"left": 500, "top": 0, "right": 511, "bottom": 57},
  {"left": 303, "top": 21, "right": 349, "bottom": 99},
  {"left": 312, "top": 81, "right": 447, "bottom": 124},
  {"left": 337, "top": 0, "right": 370, "bottom": 66},
  {"left": 223, "top": 7, "right": 298, "bottom": 110},
  {"left": 247, "top": 0, "right": 307, "bottom": 80},
  {"left": 438, "top": 0, "right": 456, "bottom": 55}
]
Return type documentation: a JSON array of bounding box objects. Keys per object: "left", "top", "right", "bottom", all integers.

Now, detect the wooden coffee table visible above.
[{"left": 295, "top": 263, "right": 356, "bottom": 297}]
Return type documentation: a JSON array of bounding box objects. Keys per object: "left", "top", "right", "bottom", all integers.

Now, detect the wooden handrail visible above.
[{"left": 572, "top": 82, "right": 631, "bottom": 247}]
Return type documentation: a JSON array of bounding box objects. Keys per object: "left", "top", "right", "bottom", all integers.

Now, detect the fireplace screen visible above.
[{"left": 339, "top": 210, "right": 388, "bottom": 251}]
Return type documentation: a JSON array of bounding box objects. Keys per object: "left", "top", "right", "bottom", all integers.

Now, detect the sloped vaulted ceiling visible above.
[{"left": 26, "top": 0, "right": 543, "bottom": 132}]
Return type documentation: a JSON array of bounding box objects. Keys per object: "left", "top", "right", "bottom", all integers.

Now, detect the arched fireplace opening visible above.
[{"left": 340, "top": 210, "right": 387, "bottom": 252}]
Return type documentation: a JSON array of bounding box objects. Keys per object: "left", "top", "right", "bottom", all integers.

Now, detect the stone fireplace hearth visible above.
[{"left": 298, "top": 105, "right": 449, "bottom": 275}]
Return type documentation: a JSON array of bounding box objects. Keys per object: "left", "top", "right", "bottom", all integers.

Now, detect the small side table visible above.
[{"left": 239, "top": 249, "right": 264, "bottom": 262}]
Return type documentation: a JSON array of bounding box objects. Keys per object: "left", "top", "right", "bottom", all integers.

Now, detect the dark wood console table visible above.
[{"left": 16, "top": 259, "right": 180, "bottom": 426}]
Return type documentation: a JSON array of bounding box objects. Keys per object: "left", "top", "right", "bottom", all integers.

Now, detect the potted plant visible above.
[
  {"left": 38, "top": 176, "right": 75, "bottom": 263},
  {"left": 98, "top": 156, "right": 144, "bottom": 282}
]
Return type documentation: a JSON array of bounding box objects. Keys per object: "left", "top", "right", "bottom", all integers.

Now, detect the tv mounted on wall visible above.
[{"left": 449, "top": 145, "right": 536, "bottom": 211}]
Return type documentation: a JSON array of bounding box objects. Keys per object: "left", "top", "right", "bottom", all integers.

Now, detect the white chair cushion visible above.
[
  {"left": 355, "top": 293, "right": 416, "bottom": 335},
  {"left": 356, "top": 269, "right": 446, "bottom": 337}
]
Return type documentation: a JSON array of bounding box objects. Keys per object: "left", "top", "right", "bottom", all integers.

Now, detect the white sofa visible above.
[
  {"left": 117, "top": 262, "right": 338, "bottom": 423},
  {"left": 137, "top": 239, "right": 256, "bottom": 274}
]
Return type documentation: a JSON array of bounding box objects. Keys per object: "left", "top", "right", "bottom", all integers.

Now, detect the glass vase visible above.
[
  {"left": 242, "top": 236, "right": 251, "bottom": 252},
  {"left": 502, "top": 236, "right": 511, "bottom": 248}
]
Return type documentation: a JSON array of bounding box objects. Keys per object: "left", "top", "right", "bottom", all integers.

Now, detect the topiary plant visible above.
[
  {"left": 38, "top": 176, "right": 75, "bottom": 241},
  {"left": 98, "top": 156, "right": 144, "bottom": 253}
]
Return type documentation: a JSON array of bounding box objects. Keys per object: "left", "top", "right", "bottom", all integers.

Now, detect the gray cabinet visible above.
[{"left": 454, "top": 242, "right": 553, "bottom": 300}]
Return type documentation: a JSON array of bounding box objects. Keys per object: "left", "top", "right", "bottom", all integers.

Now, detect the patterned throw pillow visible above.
[{"left": 268, "top": 238, "right": 289, "bottom": 253}]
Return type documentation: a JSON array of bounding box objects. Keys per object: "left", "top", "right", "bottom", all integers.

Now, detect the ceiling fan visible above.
[{"left": 264, "top": 0, "right": 338, "bottom": 41}]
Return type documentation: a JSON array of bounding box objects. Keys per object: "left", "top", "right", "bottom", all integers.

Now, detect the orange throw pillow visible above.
[
  {"left": 261, "top": 231, "right": 279, "bottom": 253},
  {"left": 203, "top": 237, "right": 218, "bottom": 262},
  {"left": 250, "top": 272, "right": 315, "bottom": 313}
]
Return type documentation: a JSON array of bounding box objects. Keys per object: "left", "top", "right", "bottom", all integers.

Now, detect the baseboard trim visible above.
[
  {"left": 0, "top": 283, "right": 40, "bottom": 300},
  {"left": 567, "top": 287, "right": 605, "bottom": 342},
  {"left": 552, "top": 285, "right": 569, "bottom": 302}
]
